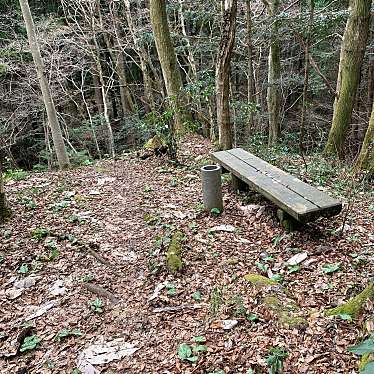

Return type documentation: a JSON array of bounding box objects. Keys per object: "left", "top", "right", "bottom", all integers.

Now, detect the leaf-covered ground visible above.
[{"left": 0, "top": 136, "right": 373, "bottom": 373}]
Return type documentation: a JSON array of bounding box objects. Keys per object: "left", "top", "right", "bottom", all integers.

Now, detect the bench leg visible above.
[
  {"left": 232, "top": 174, "right": 248, "bottom": 192},
  {"left": 277, "top": 209, "right": 302, "bottom": 232}
]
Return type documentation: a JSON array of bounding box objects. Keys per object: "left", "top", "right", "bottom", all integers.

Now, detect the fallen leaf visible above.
[
  {"left": 210, "top": 320, "right": 238, "bottom": 330},
  {"left": 79, "top": 337, "right": 139, "bottom": 365},
  {"left": 210, "top": 225, "right": 236, "bottom": 233},
  {"left": 287, "top": 252, "right": 308, "bottom": 266}
]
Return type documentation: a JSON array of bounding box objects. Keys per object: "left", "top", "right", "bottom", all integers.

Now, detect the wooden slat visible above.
[
  {"left": 211, "top": 149, "right": 342, "bottom": 223},
  {"left": 211, "top": 151, "right": 320, "bottom": 222},
  {"left": 228, "top": 148, "right": 340, "bottom": 210}
]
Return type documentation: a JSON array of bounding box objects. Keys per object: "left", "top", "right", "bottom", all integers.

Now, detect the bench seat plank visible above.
[
  {"left": 211, "top": 149, "right": 342, "bottom": 223},
  {"left": 228, "top": 148, "right": 339, "bottom": 210}
]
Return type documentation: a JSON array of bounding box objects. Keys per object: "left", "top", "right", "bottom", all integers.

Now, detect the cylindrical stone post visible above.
[{"left": 201, "top": 164, "right": 223, "bottom": 212}]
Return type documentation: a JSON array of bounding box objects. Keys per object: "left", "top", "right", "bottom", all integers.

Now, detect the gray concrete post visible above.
[{"left": 201, "top": 164, "right": 223, "bottom": 212}]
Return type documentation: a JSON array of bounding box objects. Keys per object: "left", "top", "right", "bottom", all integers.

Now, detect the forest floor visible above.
[{"left": 0, "top": 136, "right": 373, "bottom": 374}]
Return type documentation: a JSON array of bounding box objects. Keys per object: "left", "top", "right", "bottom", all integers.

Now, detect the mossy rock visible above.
[
  {"left": 325, "top": 282, "right": 374, "bottom": 319},
  {"left": 359, "top": 354, "right": 373, "bottom": 372},
  {"left": 263, "top": 295, "right": 308, "bottom": 329},
  {"left": 244, "top": 273, "right": 278, "bottom": 287},
  {"left": 144, "top": 135, "right": 165, "bottom": 150},
  {"left": 166, "top": 231, "right": 184, "bottom": 273}
]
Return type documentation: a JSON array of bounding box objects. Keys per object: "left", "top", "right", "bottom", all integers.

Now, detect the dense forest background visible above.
[{"left": 0, "top": 0, "right": 373, "bottom": 171}]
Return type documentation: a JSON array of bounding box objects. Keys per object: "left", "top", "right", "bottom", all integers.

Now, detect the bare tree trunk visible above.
[
  {"left": 356, "top": 101, "right": 374, "bottom": 175},
  {"left": 216, "top": 0, "right": 237, "bottom": 150},
  {"left": 246, "top": 0, "right": 256, "bottom": 136},
  {"left": 265, "top": 0, "right": 281, "bottom": 145},
  {"left": 324, "top": 0, "right": 372, "bottom": 157},
  {"left": 300, "top": 0, "right": 314, "bottom": 156},
  {"left": 124, "top": 0, "right": 156, "bottom": 112},
  {"left": 0, "top": 155, "right": 11, "bottom": 223},
  {"left": 19, "top": 0, "right": 70, "bottom": 170},
  {"left": 149, "top": 0, "right": 192, "bottom": 134}
]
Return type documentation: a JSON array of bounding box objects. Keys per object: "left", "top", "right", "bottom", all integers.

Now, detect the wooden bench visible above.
[{"left": 211, "top": 148, "right": 342, "bottom": 224}]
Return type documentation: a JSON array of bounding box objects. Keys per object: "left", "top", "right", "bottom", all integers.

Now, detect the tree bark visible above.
[
  {"left": 324, "top": 0, "right": 372, "bottom": 157},
  {"left": 19, "top": 0, "right": 70, "bottom": 170},
  {"left": 149, "top": 0, "right": 191, "bottom": 134},
  {"left": 356, "top": 101, "right": 374, "bottom": 175},
  {"left": 300, "top": 0, "right": 315, "bottom": 155},
  {"left": 265, "top": 0, "right": 281, "bottom": 145},
  {"left": 216, "top": 0, "right": 237, "bottom": 150},
  {"left": 246, "top": 0, "right": 256, "bottom": 135},
  {"left": 0, "top": 156, "right": 11, "bottom": 223}
]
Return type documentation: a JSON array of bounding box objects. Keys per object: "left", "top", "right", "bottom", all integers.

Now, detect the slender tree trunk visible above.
[
  {"left": 216, "top": 0, "right": 237, "bottom": 150},
  {"left": 149, "top": 0, "right": 191, "bottom": 134},
  {"left": 356, "top": 101, "right": 374, "bottom": 175},
  {"left": 300, "top": 0, "right": 314, "bottom": 155},
  {"left": 0, "top": 156, "right": 11, "bottom": 223},
  {"left": 368, "top": 58, "right": 374, "bottom": 110},
  {"left": 265, "top": 0, "right": 281, "bottom": 145},
  {"left": 246, "top": 0, "right": 256, "bottom": 136},
  {"left": 324, "top": 0, "right": 372, "bottom": 157},
  {"left": 19, "top": 0, "right": 70, "bottom": 169}
]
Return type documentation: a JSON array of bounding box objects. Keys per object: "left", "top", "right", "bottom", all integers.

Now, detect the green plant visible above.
[
  {"left": 20, "top": 335, "right": 41, "bottom": 352},
  {"left": 18, "top": 264, "right": 29, "bottom": 274},
  {"left": 192, "top": 291, "right": 202, "bottom": 301},
  {"left": 4, "top": 169, "right": 29, "bottom": 181},
  {"left": 348, "top": 333, "right": 374, "bottom": 373},
  {"left": 178, "top": 343, "right": 198, "bottom": 363},
  {"left": 170, "top": 177, "right": 178, "bottom": 187},
  {"left": 54, "top": 328, "right": 82, "bottom": 342},
  {"left": 321, "top": 263, "right": 340, "bottom": 274},
  {"left": 210, "top": 286, "right": 223, "bottom": 317},
  {"left": 19, "top": 197, "right": 37, "bottom": 209},
  {"left": 166, "top": 283, "right": 176, "bottom": 296},
  {"left": 210, "top": 207, "right": 221, "bottom": 216},
  {"left": 89, "top": 298, "right": 103, "bottom": 314},
  {"left": 31, "top": 228, "right": 51, "bottom": 240},
  {"left": 287, "top": 264, "right": 301, "bottom": 274},
  {"left": 80, "top": 275, "right": 95, "bottom": 282},
  {"left": 266, "top": 347, "right": 288, "bottom": 374}
]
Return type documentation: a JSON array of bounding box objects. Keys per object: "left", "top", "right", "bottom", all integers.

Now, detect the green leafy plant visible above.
[
  {"left": 31, "top": 228, "right": 51, "bottom": 241},
  {"left": 166, "top": 283, "right": 176, "bottom": 296},
  {"left": 178, "top": 343, "right": 198, "bottom": 363},
  {"left": 256, "top": 261, "right": 269, "bottom": 273},
  {"left": 210, "top": 207, "right": 221, "bottom": 216},
  {"left": 287, "top": 264, "right": 300, "bottom": 274},
  {"left": 18, "top": 264, "right": 29, "bottom": 274},
  {"left": 170, "top": 177, "right": 178, "bottom": 187},
  {"left": 20, "top": 335, "right": 41, "bottom": 352},
  {"left": 192, "top": 291, "right": 202, "bottom": 301},
  {"left": 54, "top": 328, "right": 82, "bottom": 342},
  {"left": 192, "top": 336, "right": 206, "bottom": 343},
  {"left": 321, "top": 263, "right": 340, "bottom": 274},
  {"left": 4, "top": 169, "right": 29, "bottom": 181},
  {"left": 89, "top": 298, "right": 103, "bottom": 314},
  {"left": 266, "top": 347, "right": 288, "bottom": 374},
  {"left": 80, "top": 275, "right": 95, "bottom": 282},
  {"left": 348, "top": 333, "right": 374, "bottom": 373}
]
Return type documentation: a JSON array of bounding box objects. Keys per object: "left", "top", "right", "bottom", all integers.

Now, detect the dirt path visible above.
[{"left": 0, "top": 137, "right": 373, "bottom": 373}]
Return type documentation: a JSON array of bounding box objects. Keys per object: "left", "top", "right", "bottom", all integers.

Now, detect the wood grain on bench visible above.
[{"left": 211, "top": 148, "right": 342, "bottom": 223}]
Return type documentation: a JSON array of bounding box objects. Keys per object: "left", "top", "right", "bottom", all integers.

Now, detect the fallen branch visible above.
[{"left": 153, "top": 304, "right": 206, "bottom": 313}]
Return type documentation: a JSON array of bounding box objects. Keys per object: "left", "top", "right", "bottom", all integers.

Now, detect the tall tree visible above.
[
  {"left": 216, "top": 0, "right": 237, "bottom": 150},
  {"left": 149, "top": 0, "right": 191, "bottom": 134},
  {"left": 324, "top": 0, "right": 372, "bottom": 157},
  {"left": 356, "top": 101, "right": 374, "bottom": 175},
  {"left": 0, "top": 156, "right": 11, "bottom": 223},
  {"left": 246, "top": 0, "right": 256, "bottom": 135},
  {"left": 19, "top": 0, "right": 70, "bottom": 170},
  {"left": 264, "top": 0, "right": 281, "bottom": 145}
]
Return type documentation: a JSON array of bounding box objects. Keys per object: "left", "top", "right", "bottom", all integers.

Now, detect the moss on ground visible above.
[
  {"left": 166, "top": 231, "right": 184, "bottom": 273},
  {"left": 263, "top": 295, "right": 308, "bottom": 329},
  {"left": 325, "top": 282, "right": 374, "bottom": 319},
  {"left": 244, "top": 273, "right": 278, "bottom": 287}
]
